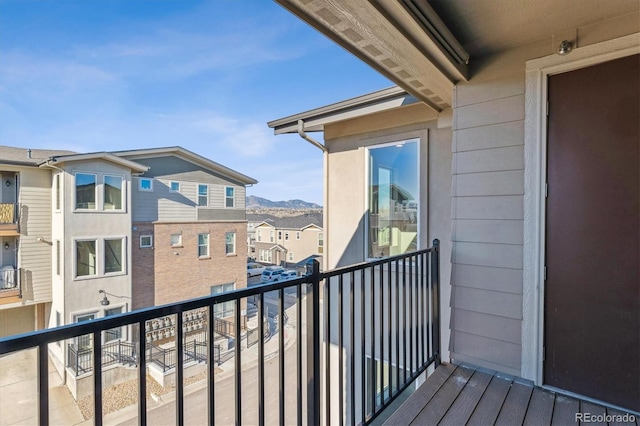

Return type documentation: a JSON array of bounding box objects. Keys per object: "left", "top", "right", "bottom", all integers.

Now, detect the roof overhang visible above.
[
  {"left": 274, "top": 0, "right": 470, "bottom": 112},
  {"left": 112, "top": 146, "right": 258, "bottom": 185},
  {"left": 268, "top": 86, "right": 417, "bottom": 135},
  {"left": 40, "top": 152, "right": 149, "bottom": 174}
]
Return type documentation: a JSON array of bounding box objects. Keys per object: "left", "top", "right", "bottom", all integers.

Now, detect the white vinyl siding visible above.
[{"left": 450, "top": 69, "right": 526, "bottom": 375}]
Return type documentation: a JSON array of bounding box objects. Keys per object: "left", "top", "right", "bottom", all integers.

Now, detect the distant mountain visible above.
[{"left": 246, "top": 196, "right": 322, "bottom": 209}]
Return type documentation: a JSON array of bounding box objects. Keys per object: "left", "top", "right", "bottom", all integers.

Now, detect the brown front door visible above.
[{"left": 545, "top": 54, "right": 639, "bottom": 411}]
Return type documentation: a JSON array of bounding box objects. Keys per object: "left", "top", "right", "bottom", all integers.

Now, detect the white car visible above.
[
  {"left": 247, "top": 262, "right": 265, "bottom": 277},
  {"left": 275, "top": 270, "right": 299, "bottom": 281},
  {"left": 261, "top": 266, "right": 285, "bottom": 282}
]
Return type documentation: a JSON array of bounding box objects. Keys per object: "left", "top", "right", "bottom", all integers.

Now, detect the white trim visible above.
[
  {"left": 103, "top": 174, "right": 125, "bottom": 211},
  {"left": 225, "top": 186, "right": 235, "bottom": 208},
  {"left": 523, "top": 33, "right": 640, "bottom": 384},
  {"left": 138, "top": 177, "right": 153, "bottom": 192},
  {"left": 197, "top": 183, "right": 208, "bottom": 207},
  {"left": 139, "top": 235, "right": 153, "bottom": 248},
  {"left": 74, "top": 172, "right": 98, "bottom": 211},
  {"left": 169, "top": 181, "right": 180, "bottom": 192}
]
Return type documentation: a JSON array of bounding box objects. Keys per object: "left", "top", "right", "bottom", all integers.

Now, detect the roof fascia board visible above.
[
  {"left": 268, "top": 87, "right": 419, "bottom": 135},
  {"left": 43, "top": 152, "right": 149, "bottom": 173}
]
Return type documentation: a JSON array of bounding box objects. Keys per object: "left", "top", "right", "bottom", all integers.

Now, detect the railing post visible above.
[
  {"left": 431, "top": 239, "right": 441, "bottom": 367},
  {"left": 306, "top": 259, "right": 320, "bottom": 426}
]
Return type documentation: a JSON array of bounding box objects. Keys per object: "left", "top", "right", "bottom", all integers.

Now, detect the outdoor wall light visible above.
[
  {"left": 3, "top": 243, "right": 9, "bottom": 250},
  {"left": 558, "top": 40, "right": 573, "bottom": 55},
  {"left": 5, "top": 180, "right": 10, "bottom": 187},
  {"left": 99, "top": 289, "right": 110, "bottom": 306}
]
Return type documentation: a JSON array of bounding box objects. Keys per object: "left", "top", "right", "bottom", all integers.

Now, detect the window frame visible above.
[
  {"left": 288, "top": 252, "right": 294, "bottom": 262},
  {"left": 225, "top": 186, "right": 235, "bottom": 208},
  {"left": 74, "top": 172, "right": 97, "bottom": 210},
  {"left": 54, "top": 173, "right": 61, "bottom": 211},
  {"left": 364, "top": 137, "right": 423, "bottom": 261},
  {"left": 170, "top": 181, "right": 180, "bottom": 192},
  {"left": 103, "top": 174, "right": 124, "bottom": 211},
  {"left": 225, "top": 232, "right": 236, "bottom": 255},
  {"left": 104, "top": 306, "right": 124, "bottom": 343},
  {"left": 296, "top": 231, "right": 301, "bottom": 240},
  {"left": 211, "top": 283, "right": 235, "bottom": 318},
  {"left": 318, "top": 232, "right": 324, "bottom": 254},
  {"left": 197, "top": 184, "right": 208, "bottom": 207},
  {"left": 140, "top": 235, "right": 153, "bottom": 248},
  {"left": 75, "top": 239, "right": 97, "bottom": 279},
  {"left": 198, "top": 233, "right": 210, "bottom": 258},
  {"left": 170, "top": 233, "right": 182, "bottom": 247},
  {"left": 138, "top": 178, "right": 153, "bottom": 192},
  {"left": 104, "top": 237, "right": 125, "bottom": 275}
]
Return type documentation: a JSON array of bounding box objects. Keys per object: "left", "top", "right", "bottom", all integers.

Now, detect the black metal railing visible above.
[
  {"left": 0, "top": 202, "right": 18, "bottom": 225},
  {"left": 0, "top": 240, "right": 440, "bottom": 426},
  {"left": 67, "top": 340, "right": 138, "bottom": 376}
]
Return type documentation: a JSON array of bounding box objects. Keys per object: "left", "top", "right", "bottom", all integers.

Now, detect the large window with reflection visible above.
[
  {"left": 75, "top": 173, "right": 96, "bottom": 209},
  {"left": 367, "top": 140, "right": 419, "bottom": 259},
  {"left": 104, "top": 175, "right": 123, "bottom": 210}
]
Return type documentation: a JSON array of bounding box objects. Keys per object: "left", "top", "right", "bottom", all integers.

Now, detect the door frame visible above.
[{"left": 522, "top": 33, "right": 640, "bottom": 386}]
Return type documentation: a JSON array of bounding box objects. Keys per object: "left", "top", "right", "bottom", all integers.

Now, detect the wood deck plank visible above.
[
  {"left": 382, "top": 363, "right": 456, "bottom": 426},
  {"left": 578, "top": 401, "right": 606, "bottom": 425},
  {"left": 438, "top": 370, "right": 493, "bottom": 426},
  {"left": 466, "top": 375, "right": 512, "bottom": 426},
  {"left": 551, "top": 395, "right": 580, "bottom": 425},
  {"left": 495, "top": 381, "right": 534, "bottom": 425},
  {"left": 410, "top": 365, "right": 475, "bottom": 425},
  {"left": 523, "top": 388, "right": 555, "bottom": 426}
]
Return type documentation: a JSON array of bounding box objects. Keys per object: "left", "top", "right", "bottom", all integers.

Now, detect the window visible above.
[
  {"left": 198, "top": 184, "right": 208, "bottom": 207},
  {"left": 211, "top": 283, "right": 235, "bottom": 318},
  {"left": 170, "top": 233, "right": 182, "bottom": 247},
  {"left": 170, "top": 181, "right": 180, "bottom": 192},
  {"left": 104, "top": 307, "right": 123, "bottom": 342},
  {"left": 56, "top": 240, "right": 61, "bottom": 275},
  {"left": 76, "top": 240, "right": 97, "bottom": 277},
  {"left": 278, "top": 231, "right": 282, "bottom": 240},
  {"left": 318, "top": 233, "right": 324, "bottom": 254},
  {"left": 289, "top": 252, "right": 294, "bottom": 261},
  {"left": 269, "top": 230, "right": 274, "bottom": 243},
  {"left": 367, "top": 140, "right": 419, "bottom": 259},
  {"left": 198, "top": 233, "right": 209, "bottom": 257},
  {"left": 225, "top": 232, "right": 236, "bottom": 255},
  {"left": 139, "top": 178, "right": 153, "bottom": 191},
  {"left": 257, "top": 230, "right": 262, "bottom": 242},
  {"left": 225, "top": 187, "right": 235, "bottom": 208},
  {"left": 75, "top": 173, "right": 96, "bottom": 209},
  {"left": 140, "top": 235, "right": 153, "bottom": 248},
  {"left": 75, "top": 313, "right": 96, "bottom": 349},
  {"left": 54, "top": 174, "right": 61, "bottom": 211},
  {"left": 104, "top": 175, "right": 123, "bottom": 210},
  {"left": 104, "top": 238, "right": 123, "bottom": 274},
  {"left": 296, "top": 231, "right": 300, "bottom": 240},
  {"left": 285, "top": 232, "right": 289, "bottom": 241}
]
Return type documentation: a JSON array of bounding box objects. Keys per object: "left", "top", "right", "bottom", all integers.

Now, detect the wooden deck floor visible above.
[{"left": 384, "top": 363, "right": 638, "bottom": 425}]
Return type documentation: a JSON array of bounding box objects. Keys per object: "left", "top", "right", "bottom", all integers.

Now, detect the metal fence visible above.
[{"left": 0, "top": 241, "right": 440, "bottom": 426}]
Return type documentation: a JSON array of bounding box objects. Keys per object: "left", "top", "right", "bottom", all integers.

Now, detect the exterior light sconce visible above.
[
  {"left": 99, "top": 289, "right": 110, "bottom": 306},
  {"left": 557, "top": 40, "right": 573, "bottom": 55},
  {"left": 5, "top": 180, "right": 10, "bottom": 187},
  {"left": 3, "top": 243, "right": 9, "bottom": 250}
]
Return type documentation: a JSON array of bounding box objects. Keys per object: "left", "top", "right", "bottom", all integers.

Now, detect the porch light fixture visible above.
[
  {"left": 5, "top": 180, "right": 10, "bottom": 187},
  {"left": 99, "top": 289, "right": 110, "bottom": 306},
  {"left": 557, "top": 40, "right": 573, "bottom": 55},
  {"left": 3, "top": 242, "right": 9, "bottom": 250}
]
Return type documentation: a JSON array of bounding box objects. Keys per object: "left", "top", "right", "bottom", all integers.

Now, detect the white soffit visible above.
[{"left": 275, "top": 0, "right": 456, "bottom": 111}]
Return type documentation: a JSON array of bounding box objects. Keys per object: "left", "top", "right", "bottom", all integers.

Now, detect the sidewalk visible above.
[{"left": 0, "top": 348, "right": 84, "bottom": 426}]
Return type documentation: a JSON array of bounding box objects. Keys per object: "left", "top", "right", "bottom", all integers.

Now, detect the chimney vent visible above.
[{"left": 27, "top": 149, "right": 32, "bottom": 159}]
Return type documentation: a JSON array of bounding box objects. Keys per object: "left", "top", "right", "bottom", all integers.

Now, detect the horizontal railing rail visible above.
[{"left": 0, "top": 240, "right": 440, "bottom": 426}]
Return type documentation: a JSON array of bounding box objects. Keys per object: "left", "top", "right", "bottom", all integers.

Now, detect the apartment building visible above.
[
  {"left": 251, "top": 212, "right": 323, "bottom": 266},
  {"left": 0, "top": 146, "right": 256, "bottom": 371}
]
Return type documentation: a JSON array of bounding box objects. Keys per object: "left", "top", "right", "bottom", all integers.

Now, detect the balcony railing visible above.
[
  {"left": 0, "top": 240, "right": 440, "bottom": 425},
  {"left": 0, "top": 267, "right": 21, "bottom": 298},
  {"left": 0, "top": 202, "right": 17, "bottom": 225}
]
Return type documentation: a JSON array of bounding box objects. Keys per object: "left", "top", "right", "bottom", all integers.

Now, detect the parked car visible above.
[
  {"left": 261, "top": 266, "right": 285, "bottom": 283},
  {"left": 275, "top": 270, "right": 298, "bottom": 281},
  {"left": 247, "top": 262, "right": 265, "bottom": 277}
]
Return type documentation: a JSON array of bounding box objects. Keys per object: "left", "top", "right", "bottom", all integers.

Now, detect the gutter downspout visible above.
[
  {"left": 297, "top": 120, "right": 327, "bottom": 153},
  {"left": 296, "top": 120, "right": 328, "bottom": 271}
]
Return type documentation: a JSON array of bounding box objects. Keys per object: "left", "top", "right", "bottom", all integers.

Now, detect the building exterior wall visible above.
[
  {"left": 131, "top": 222, "right": 156, "bottom": 310},
  {"left": 254, "top": 224, "right": 323, "bottom": 265},
  {"left": 151, "top": 221, "right": 248, "bottom": 306},
  {"left": 448, "top": 16, "right": 640, "bottom": 377}
]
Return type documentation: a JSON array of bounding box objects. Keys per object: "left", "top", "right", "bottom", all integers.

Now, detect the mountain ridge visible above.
[{"left": 246, "top": 195, "right": 322, "bottom": 209}]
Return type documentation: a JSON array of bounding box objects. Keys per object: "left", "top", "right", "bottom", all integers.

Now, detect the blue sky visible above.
[{"left": 0, "top": 1, "right": 392, "bottom": 205}]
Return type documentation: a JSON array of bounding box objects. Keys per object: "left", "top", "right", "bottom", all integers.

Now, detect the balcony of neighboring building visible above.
[{"left": 0, "top": 174, "right": 19, "bottom": 237}]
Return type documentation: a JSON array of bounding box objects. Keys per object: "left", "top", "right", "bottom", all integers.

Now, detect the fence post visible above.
[
  {"left": 306, "top": 259, "right": 320, "bottom": 426},
  {"left": 431, "top": 239, "right": 441, "bottom": 367}
]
